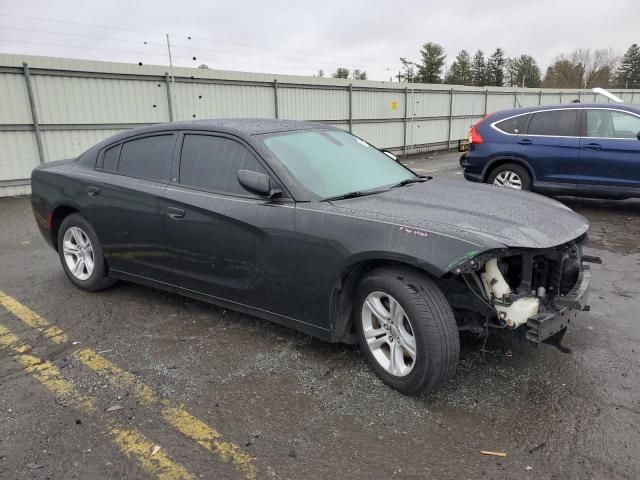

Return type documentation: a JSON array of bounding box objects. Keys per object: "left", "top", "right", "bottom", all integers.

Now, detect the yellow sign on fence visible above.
[{"left": 391, "top": 101, "right": 398, "bottom": 110}]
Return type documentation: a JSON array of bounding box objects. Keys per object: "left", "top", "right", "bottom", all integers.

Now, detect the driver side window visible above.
[{"left": 585, "top": 109, "right": 640, "bottom": 139}]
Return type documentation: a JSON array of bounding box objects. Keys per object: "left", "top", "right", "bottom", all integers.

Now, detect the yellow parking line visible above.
[
  {"left": 77, "top": 348, "right": 258, "bottom": 479},
  {"left": 0, "top": 323, "right": 194, "bottom": 480},
  {"left": 0, "top": 291, "right": 67, "bottom": 344},
  {"left": 0, "top": 290, "right": 266, "bottom": 480}
]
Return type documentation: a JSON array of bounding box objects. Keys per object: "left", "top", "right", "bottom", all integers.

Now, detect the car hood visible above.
[{"left": 328, "top": 178, "right": 589, "bottom": 249}]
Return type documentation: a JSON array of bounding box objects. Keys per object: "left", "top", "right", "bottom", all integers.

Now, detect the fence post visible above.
[
  {"left": 559, "top": 90, "right": 563, "bottom": 103},
  {"left": 164, "top": 72, "right": 174, "bottom": 121},
  {"left": 22, "top": 62, "right": 45, "bottom": 165},
  {"left": 403, "top": 86, "right": 408, "bottom": 155},
  {"left": 447, "top": 88, "right": 454, "bottom": 148},
  {"left": 273, "top": 80, "right": 279, "bottom": 119},
  {"left": 632, "top": 90, "right": 635, "bottom": 104},
  {"left": 348, "top": 84, "right": 353, "bottom": 133},
  {"left": 513, "top": 88, "right": 518, "bottom": 107},
  {"left": 577, "top": 90, "right": 582, "bottom": 103},
  {"left": 538, "top": 89, "right": 543, "bottom": 105},
  {"left": 484, "top": 88, "right": 488, "bottom": 114}
]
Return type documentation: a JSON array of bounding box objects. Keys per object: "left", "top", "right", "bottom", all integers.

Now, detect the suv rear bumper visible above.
[{"left": 526, "top": 264, "right": 591, "bottom": 343}]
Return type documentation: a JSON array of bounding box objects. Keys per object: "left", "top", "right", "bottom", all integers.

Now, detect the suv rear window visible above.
[
  {"left": 495, "top": 115, "right": 529, "bottom": 134},
  {"left": 528, "top": 110, "right": 579, "bottom": 137}
]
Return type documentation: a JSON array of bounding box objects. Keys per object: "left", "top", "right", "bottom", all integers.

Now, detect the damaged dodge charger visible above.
[{"left": 31, "top": 119, "right": 596, "bottom": 394}]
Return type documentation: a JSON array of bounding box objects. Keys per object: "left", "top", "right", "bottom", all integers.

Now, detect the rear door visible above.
[
  {"left": 513, "top": 108, "right": 581, "bottom": 186},
  {"left": 90, "top": 133, "right": 176, "bottom": 282},
  {"left": 163, "top": 132, "right": 296, "bottom": 315},
  {"left": 579, "top": 108, "right": 640, "bottom": 189}
]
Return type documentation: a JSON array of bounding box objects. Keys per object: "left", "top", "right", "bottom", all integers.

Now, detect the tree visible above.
[
  {"left": 507, "top": 55, "right": 542, "bottom": 87},
  {"left": 470, "top": 50, "right": 486, "bottom": 87},
  {"left": 197, "top": 64, "right": 210, "bottom": 69},
  {"left": 352, "top": 69, "right": 368, "bottom": 80},
  {"left": 398, "top": 57, "right": 419, "bottom": 82},
  {"left": 486, "top": 48, "right": 506, "bottom": 86},
  {"left": 331, "top": 68, "right": 350, "bottom": 79},
  {"left": 446, "top": 50, "right": 472, "bottom": 85},
  {"left": 418, "top": 42, "right": 446, "bottom": 83},
  {"left": 317, "top": 69, "right": 325, "bottom": 78},
  {"left": 543, "top": 49, "right": 618, "bottom": 88},
  {"left": 615, "top": 44, "right": 640, "bottom": 88}
]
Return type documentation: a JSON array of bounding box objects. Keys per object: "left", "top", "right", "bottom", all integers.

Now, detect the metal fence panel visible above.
[
  {"left": 352, "top": 90, "right": 404, "bottom": 120},
  {"left": 278, "top": 87, "right": 348, "bottom": 121},
  {"left": 173, "top": 82, "right": 274, "bottom": 120},
  {"left": 0, "top": 131, "right": 39, "bottom": 181},
  {"left": 32, "top": 75, "right": 168, "bottom": 124},
  {"left": 0, "top": 73, "right": 32, "bottom": 123},
  {"left": 41, "top": 129, "right": 125, "bottom": 161}
]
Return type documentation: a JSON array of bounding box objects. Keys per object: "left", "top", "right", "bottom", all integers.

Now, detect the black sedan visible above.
[{"left": 31, "top": 119, "right": 593, "bottom": 394}]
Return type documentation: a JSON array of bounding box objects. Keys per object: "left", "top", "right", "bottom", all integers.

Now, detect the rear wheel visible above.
[
  {"left": 487, "top": 163, "right": 532, "bottom": 191},
  {"left": 57, "top": 214, "right": 116, "bottom": 291},
  {"left": 354, "top": 267, "right": 460, "bottom": 395}
]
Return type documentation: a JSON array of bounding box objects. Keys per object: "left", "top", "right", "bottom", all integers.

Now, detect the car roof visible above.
[{"left": 491, "top": 102, "right": 640, "bottom": 119}]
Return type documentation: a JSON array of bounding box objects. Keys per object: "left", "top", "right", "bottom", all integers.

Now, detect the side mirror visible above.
[
  {"left": 237, "top": 170, "right": 282, "bottom": 198},
  {"left": 381, "top": 149, "right": 398, "bottom": 161}
]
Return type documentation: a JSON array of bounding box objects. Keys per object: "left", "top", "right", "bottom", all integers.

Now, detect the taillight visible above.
[{"left": 468, "top": 125, "right": 484, "bottom": 145}]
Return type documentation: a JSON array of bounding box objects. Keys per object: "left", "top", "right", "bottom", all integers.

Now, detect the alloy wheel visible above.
[
  {"left": 62, "top": 226, "right": 95, "bottom": 281},
  {"left": 361, "top": 291, "right": 417, "bottom": 377},
  {"left": 493, "top": 170, "right": 523, "bottom": 190}
]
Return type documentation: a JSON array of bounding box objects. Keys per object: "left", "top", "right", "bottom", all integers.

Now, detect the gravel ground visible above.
[{"left": 0, "top": 151, "right": 638, "bottom": 479}]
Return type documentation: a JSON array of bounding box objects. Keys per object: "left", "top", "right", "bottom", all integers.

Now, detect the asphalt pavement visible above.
[{"left": 0, "top": 151, "right": 639, "bottom": 479}]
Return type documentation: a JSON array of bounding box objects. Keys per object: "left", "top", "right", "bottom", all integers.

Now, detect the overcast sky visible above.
[{"left": 0, "top": 0, "right": 636, "bottom": 81}]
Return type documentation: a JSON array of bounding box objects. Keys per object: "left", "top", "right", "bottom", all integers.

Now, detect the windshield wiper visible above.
[
  {"left": 390, "top": 176, "right": 429, "bottom": 188},
  {"left": 322, "top": 188, "right": 388, "bottom": 202}
]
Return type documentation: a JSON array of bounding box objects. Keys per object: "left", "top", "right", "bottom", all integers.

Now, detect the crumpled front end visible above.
[{"left": 448, "top": 234, "right": 596, "bottom": 349}]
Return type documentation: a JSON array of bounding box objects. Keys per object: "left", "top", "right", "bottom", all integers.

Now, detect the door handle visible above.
[
  {"left": 517, "top": 138, "right": 532, "bottom": 145},
  {"left": 167, "top": 207, "right": 185, "bottom": 220},
  {"left": 87, "top": 186, "right": 100, "bottom": 197},
  {"left": 582, "top": 143, "right": 602, "bottom": 151}
]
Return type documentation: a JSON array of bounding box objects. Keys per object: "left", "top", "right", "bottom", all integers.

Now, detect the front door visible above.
[
  {"left": 163, "top": 132, "right": 296, "bottom": 316},
  {"left": 579, "top": 108, "right": 640, "bottom": 189}
]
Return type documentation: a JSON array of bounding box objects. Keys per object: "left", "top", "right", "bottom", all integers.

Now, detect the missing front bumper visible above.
[{"left": 526, "top": 265, "right": 591, "bottom": 344}]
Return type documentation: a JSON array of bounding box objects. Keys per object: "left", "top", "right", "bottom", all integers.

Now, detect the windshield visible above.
[{"left": 260, "top": 129, "right": 414, "bottom": 199}]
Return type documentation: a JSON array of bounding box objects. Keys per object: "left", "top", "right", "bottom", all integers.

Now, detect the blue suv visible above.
[{"left": 463, "top": 103, "right": 640, "bottom": 199}]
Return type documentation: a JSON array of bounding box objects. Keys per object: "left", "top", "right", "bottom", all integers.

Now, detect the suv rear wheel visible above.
[
  {"left": 487, "top": 163, "right": 532, "bottom": 191},
  {"left": 354, "top": 267, "right": 460, "bottom": 395}
]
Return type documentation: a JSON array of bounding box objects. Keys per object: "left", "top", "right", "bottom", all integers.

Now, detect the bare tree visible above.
[{"left": 544, "top": 48, "right": 619, "bottom": 88}]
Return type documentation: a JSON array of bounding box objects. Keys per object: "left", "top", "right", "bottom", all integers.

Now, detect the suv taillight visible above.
[{"left": 468, "top": 125, "right": 484, "bottom": 145}]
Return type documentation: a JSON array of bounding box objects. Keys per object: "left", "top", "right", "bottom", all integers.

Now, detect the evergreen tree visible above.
[
  {"left": 418, "top": 42, "right": 446, "bottom": 83},
  {"left": 470, "top": 50, "right": 486, "bottom": 86},
  {"left": 486, "top": 48, "right": 506, "bottom": 86},
  {"left": 615, "top": 43, "right": 640, "bottom": 88},
  {"left": 331, "top": 68, "right": 350, "bottom": 79},
  {"left": 352, "top": 69, "right": 368, "bottom": 80},
  {"left": 446, "top": 50, "right": 472, "bottom": 85},
  {"left": 509, "top": 55, "right": 542, "bottom": 87}
]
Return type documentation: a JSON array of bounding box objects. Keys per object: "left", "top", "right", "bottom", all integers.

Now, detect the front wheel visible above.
[
  {"left": 57, "top": 214, "right": 116, "bottom": 291},
  {"left": 355, "top": 267, "right": 460, "bottom": 395}
]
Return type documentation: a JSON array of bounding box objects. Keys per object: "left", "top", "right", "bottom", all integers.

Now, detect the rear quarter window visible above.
[{"left": 494, "top": 114, "right": 529, "bottom": 134}]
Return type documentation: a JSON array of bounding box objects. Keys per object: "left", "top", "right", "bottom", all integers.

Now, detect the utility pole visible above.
[{"left": 166, "top": 34, "right": 176, "bottom": 118}]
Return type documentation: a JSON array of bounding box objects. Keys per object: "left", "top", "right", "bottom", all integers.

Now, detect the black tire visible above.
[
  {"left": 459, "top": 152, "right": 467, "bottom": 168},
  {"left": 57, "top": 214, "right": 116, "bottom": 292},
  {"left": 354, "top": 267, "right": 460, "bottom": 395},
  {"left": 487, "top": 162, "right": 532, "bottom": 191}
]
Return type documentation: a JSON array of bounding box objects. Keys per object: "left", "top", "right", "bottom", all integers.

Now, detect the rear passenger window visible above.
[
  {"left": 495, "top": 114, "right": 529, "bottom": 134},
  {"left": 117, "top": 135, "right": 175, "bottom": 181},
  {"left": 528, "top": 110, "right": 578, "bottom": 137},
  {"left": 179, "top": 134, "right": 268, "bottom": 195}
]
